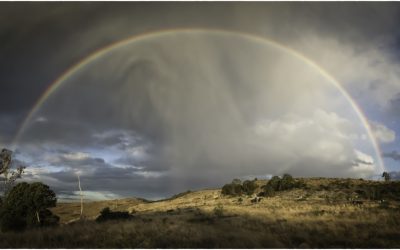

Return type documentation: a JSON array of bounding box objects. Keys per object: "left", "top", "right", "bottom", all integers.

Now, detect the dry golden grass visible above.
[
  {"left": 51, "top": 198, "right": 146, "bottom": 223},
  {"left": 2, "top": 178, "right": 400, "bottom": 248}
]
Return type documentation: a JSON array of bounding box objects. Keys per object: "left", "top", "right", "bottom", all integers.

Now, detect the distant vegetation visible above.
[
  {"left": 221, "top": 174, "right": 304, "bottom": 197},
  {"left": 261, "top": 174, "right": 305, "bottom": 196},
  {"left": 221, "top": 178, "right": 258, "bottom": 195}
]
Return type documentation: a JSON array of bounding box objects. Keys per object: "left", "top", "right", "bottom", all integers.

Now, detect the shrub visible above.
[
  {"left": 221, "top": 183, "right": 243, "bottom": 196},
  {"left": 231, "top": 178, "right": 242, "bottom": 185},
  {"left": 262, "top": 174, "right": 298, "bottom": 197},
  {"left": 263, "top": 185, "right": 275, "bottom": 197},
  {"left": 242, "top": 180, "right": 258, "bottom": 195},
  {"left": 281, "top": 174, "right": 295, "bottom": 190},
  {"left": 268, "top": 176, "right": 282, "bottom": 191},
  {"left": 96, "top": 207, "right": 131, "bottom": 222},
  {"left": 222, "top": 178, "right": 259, "bottom": 196}
]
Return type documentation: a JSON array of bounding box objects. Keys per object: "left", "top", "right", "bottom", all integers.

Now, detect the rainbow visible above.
[{"left": 11, "top": 28, "right": 385, "bottom": 172}]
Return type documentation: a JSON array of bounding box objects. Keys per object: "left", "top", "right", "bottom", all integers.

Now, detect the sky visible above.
[{"left": 1, "top": 2, "right": 400, "bottom": 200}]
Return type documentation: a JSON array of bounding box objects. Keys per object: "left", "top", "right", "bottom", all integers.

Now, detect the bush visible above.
[
  {"left": 262, "top": 174, "right": 298, "bottom": 197},
  {"left": 242, "top": 180, "right": 258, "bottom": 195},
  {"left": 0, "top": 182, "right": 59, "bottom": 232},
  {"left": 268, "top": 176, "right": 282, "bottom": 191},
  {"left": 221, "top": 183, "right": 243, "bottom": 196},
  {"left": 263, "top": 185, "right": 276, "bottom": 197},
  {"left": 281, "top": 174, "right": 295, "bottom": 190},
  {"left": 96, "top": 207, "right": 131, "bottom": 222},
  {"left": 222, "top": 178, "right": 258, "bottom": 196},
  {"left": 231, "top": 178, "right": 242, "bottom": 185}
]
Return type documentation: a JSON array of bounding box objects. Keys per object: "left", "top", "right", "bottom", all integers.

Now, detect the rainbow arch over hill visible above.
[{"left": 11, "top": 28, "right": 386, "bottom": 173}]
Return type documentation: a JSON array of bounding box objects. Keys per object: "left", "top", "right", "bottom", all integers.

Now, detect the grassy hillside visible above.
[
  {"left": 1, "top": 177, "right": 400, "bottom": 248},
  {"left": 51, "top": 198, "right": 148, "bottom": 224}
]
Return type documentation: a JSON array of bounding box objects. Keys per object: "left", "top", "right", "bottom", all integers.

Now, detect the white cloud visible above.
[
  {"left": 34, "top": 116, "right": 48, "bottom": 123},
  {"left": 135, "top": 170, "right": 166, "bottom": 178},
  {"left": 62, "top": 152, "right": 91, "bottom": 161},
  {"left": 350, "top": 150, "right": 376, "bottom": 178},
  {"left": 253, "top": 109, "right": 376, "bottom": 177},
  {"left": 59, "top": 190, "right": 122, "bottom": 201},
  {"left": 288, "top": 31, "right": 400, "bottom": 110},
  {"left": 370, "top": 121, "right": 396, "bottom": 143}
]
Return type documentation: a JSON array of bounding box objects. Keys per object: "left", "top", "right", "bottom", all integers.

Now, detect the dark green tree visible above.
[
  {"left": 25, "top": 182, "right": 57, "bottom": 226},
  {"left": 0, "top": 182, "right": 29, "bottom": 231},
  {"left": 0, "top": 182, "right": 59, "bottom": 232},
  {"left": 268, "top": 176, "right": 282, "bottom": 190},
  {"left": 221, "top": 183, "right": 243, "bottom": 196},
  {"left": 231, "top": 178, "right": 242, "bottom": 185},
  {"left": 281, "top": 174, "right": 295, "bottom": 190},
  {"left": 242, "top": 180, "right": 258, "bottom": 195},
  {"left": 262, "top": 174, "right": 298, "bottom": 197}
]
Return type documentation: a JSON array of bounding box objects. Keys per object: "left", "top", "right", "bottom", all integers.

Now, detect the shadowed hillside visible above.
[{"left": 1, "top": 177, "right": 400, "bottom": 248}]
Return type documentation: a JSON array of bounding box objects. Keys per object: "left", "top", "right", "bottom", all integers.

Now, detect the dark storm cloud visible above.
[
  {"left": 0, "top": 114, "right": 23, "bottom": 146},
  {"left": 15, "top": 30, "right": 382, "bottom": 199},
  {"left": 2, "top": 2, "right": 400, "bottom": 200},
  {"left": 2, "top": 2, "right": 400, "bottom": 146},
  {"left": 41, "top": 167, "right": 170, "bottom": 199},
  {"left": 18, "top": 119, "right": 94, "bottom": 146},
  {"left": 40, "top": 166, "right": 227, "bottom": 200},
  {"left": 383, "top": 151, "right": 400, "bottom": 161}
]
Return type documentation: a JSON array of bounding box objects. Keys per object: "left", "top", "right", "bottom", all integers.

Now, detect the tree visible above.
[
  {"left": 242, "top": 180, "right": 258, "bottom": 195},
  {"left": 0, "top": 148, "right": 25, "bottom": 195},
  {"left": 281, "top": 174, "right": 295, "bottom": 190},
  {"left": 221, "top": 183, "right": 243, "bottom": 196},
  {"left": 382, "top": 172, "right": 391, "bottom": 182},
  {"left": 268, "top": 176, "right": 282, "bottom": 190},
  {"left": 231, "top": 178, "right": 242, "bottom": 185},
  {"left": 262, "top": 174, "right": 298, "bottom": 197},
  {"left": 0, "top": 182, "right": 59, "bottom": 231},
  {"left": 25, "top": 182, "right": 57, "bottom": 225},
  {"left": 77, "top": 174, "right": 84, "bottom": 219},
  {"left": 0, "top": 182, "right": 29, "bottom": 231}
]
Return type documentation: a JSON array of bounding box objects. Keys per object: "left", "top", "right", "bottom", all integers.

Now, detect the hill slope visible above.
[{"left": 1, "top": 177, "right": 400, "bottom": 248}]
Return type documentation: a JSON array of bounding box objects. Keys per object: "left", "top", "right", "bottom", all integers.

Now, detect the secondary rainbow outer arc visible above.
[{"left": 12, "top": 28, "right": 385, "bottom": 173}]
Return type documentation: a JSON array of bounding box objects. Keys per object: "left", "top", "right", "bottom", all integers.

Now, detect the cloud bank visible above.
[{"left": 15, "top": 32, "right": 381, "bottom": 199}]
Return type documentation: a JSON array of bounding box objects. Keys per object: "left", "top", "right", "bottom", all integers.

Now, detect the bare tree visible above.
[
  {"left": 0, "top": 148, "right": 25, "bottom": 195},
  {"left": 77, "top": 174, "right": 84, "bottom": 219}
]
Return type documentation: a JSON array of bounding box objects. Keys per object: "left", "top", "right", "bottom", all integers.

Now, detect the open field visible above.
[{"left": 1, "top": 178, "right": 400, "bottom": 248}]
